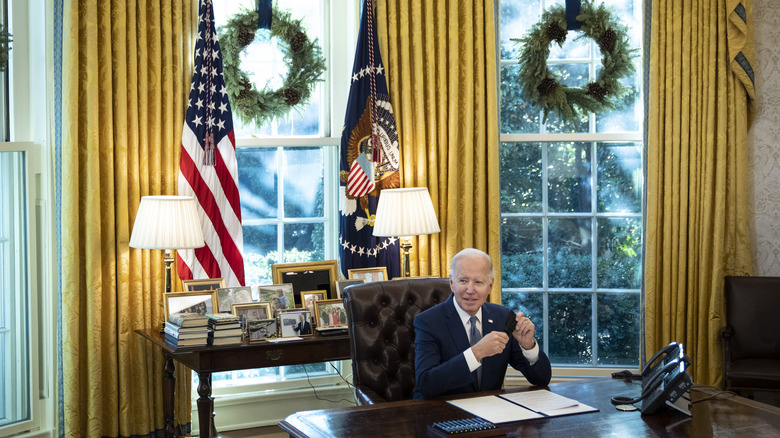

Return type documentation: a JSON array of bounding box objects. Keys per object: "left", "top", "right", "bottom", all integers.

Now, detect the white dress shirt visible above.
[{"left": 452, "top": 299, "right": 540, "bottom": 372}]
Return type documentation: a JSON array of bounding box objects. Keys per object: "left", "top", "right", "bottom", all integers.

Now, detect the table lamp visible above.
[
  {"left": 373, "top": 187, "right": 440, "bottom": 278},
  {"left": 129, "top": 195, "right": 205, "bottom": 293}
]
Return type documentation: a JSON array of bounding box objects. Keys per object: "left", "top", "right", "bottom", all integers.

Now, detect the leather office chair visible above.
[
  {"left": 342, "top": 277, "right": 451, "bottom": 405},
  {"left": 722, "top": 276, "right": 780, "bottom": 396}
]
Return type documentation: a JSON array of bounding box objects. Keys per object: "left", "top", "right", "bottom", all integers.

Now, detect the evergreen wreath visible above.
[
  {"left": 513, "top": 1, "right": 638, "bottom": 123},
  {"left": 220, "top": 7, "right": 326, "bottom": 128}
]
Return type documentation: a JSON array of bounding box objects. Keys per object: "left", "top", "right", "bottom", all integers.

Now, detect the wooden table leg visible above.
[
  {"left": 163, "top": 353, "right": 176, "bottom": 438},
  {"left": 197, "top": 371, "right": 219, "bottom": 438}
]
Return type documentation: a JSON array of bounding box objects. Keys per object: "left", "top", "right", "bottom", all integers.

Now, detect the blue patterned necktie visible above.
[{"left": 469, "top": 316, "right": 483, "bottom": 387}]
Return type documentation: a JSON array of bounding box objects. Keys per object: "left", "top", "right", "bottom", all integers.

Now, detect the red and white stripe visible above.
[
  {"left": 347, "top": 159, "right": 375, "bottom": 197},
  {"left": 177, "top": 125, "right": 245, "bottom": 287}
]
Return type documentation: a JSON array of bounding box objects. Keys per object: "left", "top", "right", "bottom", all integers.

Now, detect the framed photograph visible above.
[
  {"left": 301, "top": 290, "right": 326, "bottom": 315},
  {"left": 335, "top": 279, "right": 366, "bottom": 298},
  {"left": 231, "top": 302, "right": 273, "bottom": 330},
  {"left": 163, "top": 291, "right": 217, "bottom": 320},
  {"left": 247, "top": 319, "right": 277, "bottom": 341},
  {"left": 258, "top": 284, "right": 295, "bottom": 317},
  {"left": 182, "top": 278, "right": 225, "bottom": 292},
  {"left": 314, "top": 299, "right": 348, "bottom": 328},
  {"left": 279, "top": 309, "right": 313, "bottom": 338},
  {"left": 216, "top": 286, "right": 254, "bottom": 313},
  {"left": 271, "top": 260, "right": 339, "bottom": 306},
  {"left": 348, "top": 266, "right": 388, "bottom": 283}
]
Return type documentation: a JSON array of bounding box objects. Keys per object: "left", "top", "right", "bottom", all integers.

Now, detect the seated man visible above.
[{"left": 413, "top": 248, "right": 552, "bottom": 399}]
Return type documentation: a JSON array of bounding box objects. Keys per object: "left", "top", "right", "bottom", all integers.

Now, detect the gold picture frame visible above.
[
  {"left": 335, "top": 278, "right": 366, "bottom": 298},
  {"left": 314, "top": 299, "right": 348, "bottom": 328},
  {"left": 182, "top": 277, "right": 226, "bottom": 292},
  {"left": 348, "top": 266, "right": 388, "bottom": 283},
  {"left": 257, "top": 283, "right": 295, "bottom": 317},
  {"left": 216, "top": 286, "right": 254, "bottom": 313},
  {"left": 271, "top": 260, "right": 338, "bottom": 307},
  {"left": 163, "top": 291, "right": 218, "bottom": 320},
  {"left": 247, "top": 319, "right": 278, "bottom": 342},
  {"left": 301, "top": 290, "right": 326, "bottom": 315},
  {"left": 231, "top": 302, "right": 273, "bottom": 330},
  {"left": 279, "top": 309, "right": 313, "bottom": 338}
]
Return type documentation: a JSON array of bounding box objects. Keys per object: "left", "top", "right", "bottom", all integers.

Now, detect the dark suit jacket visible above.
[
  {"left": 296, "top": 321, "right": 312, "bottom": 335},
  {"left": 413, "top": 295, "right": 551, "bottom": 399}
]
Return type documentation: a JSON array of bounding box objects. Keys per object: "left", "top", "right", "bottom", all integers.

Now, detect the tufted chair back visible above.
[{"left": 342, "top": 277, "right": 451, "bottom": 405}]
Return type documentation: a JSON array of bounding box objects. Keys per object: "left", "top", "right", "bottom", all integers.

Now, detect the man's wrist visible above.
[{"left": 520, "top": 338, "right": 537, "bottom": 351}]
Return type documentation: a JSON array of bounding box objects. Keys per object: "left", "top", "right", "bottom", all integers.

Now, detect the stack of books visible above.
[
  {"left": 206, "top": 313, "right": 243, "bottom": 345},
  {"left": 164, "top": 312, "right": 209, "bottom": 348}
]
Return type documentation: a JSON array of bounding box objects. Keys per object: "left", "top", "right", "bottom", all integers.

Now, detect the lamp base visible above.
[
  {"left": 400, "top": 239, "right": 412, "bottom": 278},
  {"left": 164, "top": 249, "right": 174, "bottom": 293}
]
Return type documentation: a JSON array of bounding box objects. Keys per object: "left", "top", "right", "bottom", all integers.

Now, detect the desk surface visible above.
[
  {"left": 279, "top": 378, "right": 780, "bottom": 437},
  {"left": 136, "top": 328, "right": 351, "bottom": 373}
]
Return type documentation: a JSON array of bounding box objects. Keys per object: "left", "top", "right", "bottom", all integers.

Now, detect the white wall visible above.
[{"left": 751, "top": 0, "right": 780, "bottom": 275}]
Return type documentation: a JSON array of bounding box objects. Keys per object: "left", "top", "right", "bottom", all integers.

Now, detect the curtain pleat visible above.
[
  {"left": 376, "top": 0, "right": 501, "bottom": 299},
  {"left": 645, "top": 0, "right": 754, "bottom": 387},
  {"left": 61, "top": 1, "right": 195, "bottom": 436}
]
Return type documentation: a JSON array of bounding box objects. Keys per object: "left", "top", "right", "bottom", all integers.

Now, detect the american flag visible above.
[
  {"left": 177, "top": 0, "right": 245, "bottom": 287},
  {"left": 338, "top": 0, "right": 401, "bottom": 279}
]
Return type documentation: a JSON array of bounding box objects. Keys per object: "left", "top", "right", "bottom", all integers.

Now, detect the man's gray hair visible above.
[{"left": 449, "top": 248, "right": 495, "bottom": 281}]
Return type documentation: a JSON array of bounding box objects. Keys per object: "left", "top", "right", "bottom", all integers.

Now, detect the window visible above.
[
  {"left": 0, "top": 148, "right": 31, "bottom": 430},
  {"left": 0, "top": 145, "right": 34, "bottom": 436},
  {"left": 499, "top": 0, "right": 643, "bottom": 367},
  {"left": 203, "top": 0, "right": 351, "bottom": 391}
]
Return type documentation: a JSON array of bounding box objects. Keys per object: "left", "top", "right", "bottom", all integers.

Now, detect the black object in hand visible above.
[{"left": 505, "top": 309, "right": 517, "bottom": 337}]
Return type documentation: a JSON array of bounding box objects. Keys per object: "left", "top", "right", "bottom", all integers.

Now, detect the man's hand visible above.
[
  {"left": 471, "top": 331, "right": 509, "bottom": 362},
  {"left": 511, "top": 312, "right": 537, "bottom": 350}
]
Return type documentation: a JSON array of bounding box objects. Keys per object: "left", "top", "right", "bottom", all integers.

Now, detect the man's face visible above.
[{"left": 450, "top": 253, "right": 493, "bottom": 316}]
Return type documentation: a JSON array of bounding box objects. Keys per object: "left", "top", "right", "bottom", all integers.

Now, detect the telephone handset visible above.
[{"left": 611, "top": 341, "right": 693, "bottom": 415}]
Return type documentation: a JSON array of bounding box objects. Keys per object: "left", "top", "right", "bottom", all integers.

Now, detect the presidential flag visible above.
[
  {"left": 339, "top": 0, "right": 400, "bottom": 279},
  {"left": 177, "top": 0, "right": 245, "bottom": 287}
]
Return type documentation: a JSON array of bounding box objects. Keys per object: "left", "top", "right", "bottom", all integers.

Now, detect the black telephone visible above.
[{"left": 611, "top": 342, "right": 693, "bottom": 415}]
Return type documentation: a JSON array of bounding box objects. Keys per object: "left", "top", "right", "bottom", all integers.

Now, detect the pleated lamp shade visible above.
[
  {"left": 373, "top": 188, "right": 440, "bottom": 237},
  {"left": 129, "top": 196, "right": 205, "bottom": 250}
]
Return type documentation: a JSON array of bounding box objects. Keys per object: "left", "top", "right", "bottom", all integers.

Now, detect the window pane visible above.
[
  {"left": 284, "top": 223, "right": 324, "bottom": 262},
  {"left": 238, "top": 148, "right": 278, "bottom": 220},
  {"left": 544, "top": 64, "right": 589, "bottom": 133},
  {"left": 500, "top": 64, "right": 541, "bottom": 134},
  {"left": 597, "top": 293, "right": 640, "bottom": 365},
  {"left": 549, "top": 293, "right": 592, "bottom": 364},
  {"left": 548, "top": 218, "right": 591, "bottom": 288},
  {"left": 0, "top": 150, "right": 31, "bottom": 427},
  {"left": 502, "top": 292, "right": 545, "bottom": 350},
  {"left": 548, "top": 142, "right": 592, "bottom": 213},
  {"left": 595, "top": 67, "right": 641, "bottom": 133},
  {"left": 283, "top": 147, "right": 324, "bottom": 218},
  {"left": 501, "top": 217, "right": 543, "bottom": 288},
  {"left": 597, "top": 218, "right": 641, "bottom": 289},
  {"left": 243, "top": 224, "right": 278, "bottom": 286},
  {"left": 597, "top": 142, "right": 642, "bottom": 213},
  {"left": 499, "top": 142, "right": 542, "bottom": 213},
  {"left": 499, "top": 0, "right": 540, "bottom": 60}
]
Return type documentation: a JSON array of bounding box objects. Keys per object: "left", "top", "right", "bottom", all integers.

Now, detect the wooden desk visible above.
[
  {"left": 135, "top": 328, "right": 350, "bottom": 438},
  {"left": 279, "top": 377, "right": 780, "bottom": 437}
]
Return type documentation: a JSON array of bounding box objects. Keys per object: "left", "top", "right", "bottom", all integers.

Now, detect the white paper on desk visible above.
[
  {"left": 500, "top": 390, "right": 598, "bottom": 416},
  {"left": 447, "top": 395, "right": 543, "bottom": 423}
]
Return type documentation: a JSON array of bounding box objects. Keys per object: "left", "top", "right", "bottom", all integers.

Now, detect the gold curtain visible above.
[
  {"left": 61, "top": 1, "right": 195, "bottom": 436},
  {"left": 645, "top": 0, "right": 754, "bottom": 386},
  {"left": 375, "top": 0, "right": 502, "bottom": 300}
]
